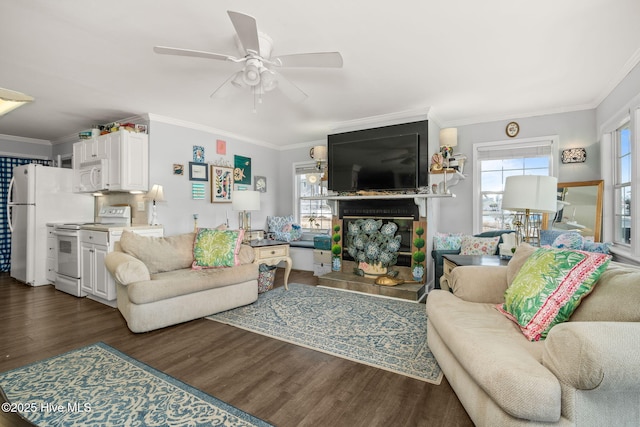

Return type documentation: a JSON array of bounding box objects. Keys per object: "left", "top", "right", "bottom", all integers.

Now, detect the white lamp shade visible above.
[
  {"left": 232, "top": 190, "right": 261, "bottom": 211},
  {"left": 311, "top": 145, "right": 328, "bottom": 161},
  {"left": 502, "top": 175, "right": 558, "bottom": 213},
  {"left": 439, "top": 128, "right": 458, "bottom": 148},
  {"left": 145, "top": 184, "right": 165, "bottom": 202}
]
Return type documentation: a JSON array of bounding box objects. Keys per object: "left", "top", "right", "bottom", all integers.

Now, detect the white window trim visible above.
[
  {"left": 600, "top": 101, "right": 640, "bottom": 262},
  {"left": 472, "top": 135, "right": 559, "bottom": 234},
  {"left": 292, "top": 160, "right": 314, "bottom": 224}
]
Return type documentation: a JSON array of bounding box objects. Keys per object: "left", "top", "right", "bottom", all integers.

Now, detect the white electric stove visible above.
[{"left": 54, "top": 205, "right": 162, "bottom": 302}]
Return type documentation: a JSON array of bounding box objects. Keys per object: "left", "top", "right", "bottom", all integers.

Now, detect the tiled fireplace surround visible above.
[{"left": 319, "top": 198, "right": 427, "bottom": 301}]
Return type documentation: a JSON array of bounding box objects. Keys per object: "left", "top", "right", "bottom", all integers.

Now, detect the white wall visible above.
[
  {"left": 147, "top": 120, "right": 281, "bottom": 236},
  {"left": 437, "top": 109, "right": 598, "bottom": 235}
]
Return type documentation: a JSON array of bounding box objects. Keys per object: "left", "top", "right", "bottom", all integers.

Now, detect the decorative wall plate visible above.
[{"left": 506, "top": 121, "right": 520, "bottom": 137}]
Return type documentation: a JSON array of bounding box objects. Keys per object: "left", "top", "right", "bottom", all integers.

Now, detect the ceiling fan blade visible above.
[
  {"left": 227, "top": 10, "right": 260, "bottom": 54},
  {"left": 273, "top": 71, "right": 308, "bottom": 104},
  {"left": 273, "top": 52, "right": 343, "bottom": 68},
  {"left": 154, "top": 46, "right": 240, "bottom": 62},
  {"left": 211, "top": 71, "right": 245, "bottom": 99}
]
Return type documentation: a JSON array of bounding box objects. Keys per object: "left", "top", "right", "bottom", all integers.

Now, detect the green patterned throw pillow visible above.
[
  {"left": 192, "top": 228, "right": 244, "bottom": 269},
  {"left": 497, "top": 247, "right": 610, "bottom": 341}
]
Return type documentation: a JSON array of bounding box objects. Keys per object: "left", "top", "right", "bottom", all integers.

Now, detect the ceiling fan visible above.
[{"left": 153, "top": 10, "right": 343, "bottom": 107}]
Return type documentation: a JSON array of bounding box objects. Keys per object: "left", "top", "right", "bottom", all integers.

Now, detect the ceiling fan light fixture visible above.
[
  {"left": 260, "top": 67, "right": 278, "bottom": 92},
  {"left": 243, "top": 58, "right": 262, "bottom": 86},
  {"left": 0, "top": 87, "right": 34, "bottom": 116},
  {"left": 230, "top": 71, "right": 245, "bottom": 88}
]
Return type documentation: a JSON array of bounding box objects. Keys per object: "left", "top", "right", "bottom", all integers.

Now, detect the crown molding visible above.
[
  {"left": 146, "top": 113, "right": 280, "bottom": 150},
  {"left": 0, "top": 133, "right": 51, "bottom": 146},
  {"left": 439, "top": 103, "right": 596, "bottom": 128},
  {"left": 330, "top": 107, "right": 432, "bottom": 134}
]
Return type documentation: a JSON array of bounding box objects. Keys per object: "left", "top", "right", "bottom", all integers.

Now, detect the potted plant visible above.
[
  {"left": 331, "top": 224, "right": 342, "bottom": 271},
  {"left": 346, "top": 218, "right": 402, "bottom": 278},
  {"left": 412, "top": 226, "right": 426, "bottom": 281}
]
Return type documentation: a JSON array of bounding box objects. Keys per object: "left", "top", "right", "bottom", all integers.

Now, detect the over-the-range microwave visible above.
[{"left": 74, "top": 159, "right": 109, "bottom": 193}]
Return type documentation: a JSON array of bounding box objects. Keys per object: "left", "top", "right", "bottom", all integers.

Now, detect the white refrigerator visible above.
[{"left": 8, "top": 164, "right": 94, "bottom": 286}]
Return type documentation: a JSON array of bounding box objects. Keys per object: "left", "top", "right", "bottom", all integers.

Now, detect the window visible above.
[
  {"left": 294, "top": 162, "right": 332, "bottom": 231},
  {"left": 614, "top": 122, "right": 632, "bottom": 245},
  {"left": 473, "top": 137, "right": 557, "bottom": 233}
]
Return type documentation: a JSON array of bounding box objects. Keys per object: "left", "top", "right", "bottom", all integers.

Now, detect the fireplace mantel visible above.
[{"left": 302, "top": 193, "right": 454, "bottom": 217}]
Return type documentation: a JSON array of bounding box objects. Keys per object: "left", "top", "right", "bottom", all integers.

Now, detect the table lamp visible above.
[
  {"left": 145, "top": 184, "right": 165, "bottom": 226},
  {"left": 232, "top": 190, "right": 260, "bottom": 240},
  {"left": 502, "top": 175, "right": 558, "bottom": 245}
]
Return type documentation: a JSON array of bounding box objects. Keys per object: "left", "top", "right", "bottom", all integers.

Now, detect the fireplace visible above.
[{"left": 339, "top": 199, "right": 420, "bottom": 267}]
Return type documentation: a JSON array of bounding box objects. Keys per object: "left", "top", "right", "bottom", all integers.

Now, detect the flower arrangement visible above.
[{"left": 346, "top": 219, "right": 402, "bottom": 273}]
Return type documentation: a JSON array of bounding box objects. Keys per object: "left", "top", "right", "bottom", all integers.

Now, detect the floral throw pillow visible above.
[
  {"left": 267, "top": 215, "right": 295, "bottom": 233},
  {"left": 192, "top": 228, "right": 244, "bottom": 269},
  {"left": 551, "top": 232, "right": 584, "bottom": 250},
  {"left": 433, "top": 232, "right": 464, "bottom": 250},
  {"left": 581, "top": 240, "right": 611, "bottom": 254},
  {"left": 459, "top": 235, "right": 500, "bottom": 255},
  {"left": 497, "top": 247, "right": 611, "bottom": 341}
]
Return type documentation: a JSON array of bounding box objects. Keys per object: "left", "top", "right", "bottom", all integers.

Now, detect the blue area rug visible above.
[
  {"left": 0, "top": 342, "right": 272, "bottom": 427},
  {"left": 209, "top": 284, "right": 442, "bottom": 384}
]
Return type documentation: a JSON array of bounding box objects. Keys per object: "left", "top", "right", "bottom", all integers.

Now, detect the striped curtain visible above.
[{"left": 0, "top": 157, "right": 51, "bottom": 272}]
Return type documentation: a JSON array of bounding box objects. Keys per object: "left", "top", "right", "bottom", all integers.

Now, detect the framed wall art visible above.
[
  {"left": 211, "top": 165, "right": 233, "bottom": 203},
  {"left": 173, "top": 164, "right": 184, "bottom": 175},
  {"left": 216, "top": 139, "right": 226, "bottom": 155},
  {"left": 234, "top": 155, "right": 251, "bottom": 185},
  {"left": 193, "top": 145, "right": 205, "bottom": 163},
  {"left": 255, "top": 176, "right": 267, "bottom": 193},
  {"left": 189, "top": 162, "right": 208, "bottom": 181}
]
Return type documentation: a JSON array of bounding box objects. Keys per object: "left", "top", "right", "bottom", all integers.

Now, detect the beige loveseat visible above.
[
  {"left": 105, "top": 231, "right": 259, "bottom": 333},
  {"left": 426, "top": 244, "right": 640, "bottom": 426}
]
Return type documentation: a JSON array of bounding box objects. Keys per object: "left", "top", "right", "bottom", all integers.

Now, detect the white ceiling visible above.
[{"left": 2, "top": 0, "right": 640, "bottom": 147}]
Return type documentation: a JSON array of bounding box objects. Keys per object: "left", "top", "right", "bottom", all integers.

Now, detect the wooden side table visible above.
[
  {"left": 251, "top": 240, "right": 293, "bottom": 290},
  {"left": 441, "top": 255, "right": 508, "bottom": 291}
]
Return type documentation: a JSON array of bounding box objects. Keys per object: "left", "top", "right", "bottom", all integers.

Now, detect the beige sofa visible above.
[
  {"left": 426, "top": 244, "right": 640, "bottom": 426},
  {"left": 105, "top": 231, "right": 259, "bottom": 333}
]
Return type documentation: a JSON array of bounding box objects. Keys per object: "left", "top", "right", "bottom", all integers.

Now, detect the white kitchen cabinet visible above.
[
  {"left": 73, "top": 136, "right": 109, "bottom": 168},
  {"left": 80, "top": 230, "right": 113, "bottom": 301},
  {"left": 73, "top": 130, "right": 148, "bottom": 192},
  {"left": 80, "top": 226, "right": 163, "bottom": 306},
  {"left": 106, "top": 130, "right": 148, "bottom": 192}
]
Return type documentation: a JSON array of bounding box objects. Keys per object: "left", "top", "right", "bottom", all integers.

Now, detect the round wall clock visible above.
[{"left": 506, "top": 122, "right": 520, "bottom": 137}]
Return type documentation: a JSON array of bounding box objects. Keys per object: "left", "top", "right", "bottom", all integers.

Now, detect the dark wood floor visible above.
[{"left": 0, "top": 270, "right": 473, "bottom": 427}]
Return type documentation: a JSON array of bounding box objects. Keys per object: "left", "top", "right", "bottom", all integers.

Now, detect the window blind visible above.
[{"left": 476, "top": 140, "right": 553, "bottom": 161}]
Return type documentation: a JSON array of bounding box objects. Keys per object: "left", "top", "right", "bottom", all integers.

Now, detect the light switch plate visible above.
[{"left": 137, "top": 201, "right": 145, "bottom": 211}]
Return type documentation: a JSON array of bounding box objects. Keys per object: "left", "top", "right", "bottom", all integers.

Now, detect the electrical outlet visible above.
[{"left": 137, "top": 201, "right": 145, "bottom": 211}]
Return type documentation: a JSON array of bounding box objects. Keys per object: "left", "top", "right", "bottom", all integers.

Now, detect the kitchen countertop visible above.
[{"left": 80, "top": 224, "right": 164, "bottom": 232}]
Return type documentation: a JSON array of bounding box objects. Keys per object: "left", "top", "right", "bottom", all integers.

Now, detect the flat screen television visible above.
[{"left": 327, "top": 133, "right": 419, "bottom": 192}]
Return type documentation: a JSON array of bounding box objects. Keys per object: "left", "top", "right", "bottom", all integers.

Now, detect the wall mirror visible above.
[{"left": 547, "top": 180, "right": 604, "bottom": 242}]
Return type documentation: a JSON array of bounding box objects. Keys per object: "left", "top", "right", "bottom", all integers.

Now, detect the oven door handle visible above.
[{"left": 53, "top": 230, "right": 79, "bottom": 237}]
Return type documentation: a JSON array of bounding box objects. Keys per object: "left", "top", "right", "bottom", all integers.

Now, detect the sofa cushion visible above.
[
  {"left": 499, "top": 248, "right": 611, "bottom": 341},
  {"left": 119, "top": 231, "right": 195, "bottom": 274},
  {"left": 551, "top": 232, "right": 584, "bottom": 249},
  {"left": 433, "top": 232, "right": 463, "bottom": 250},
  {"left": 571, "top": 261, "right": 640, "bottom": 321},
  {"left": 540, "top": 230, "right": 580, "bottom": 246},
  {"left": 459, "top": 235, "right": 499, "bottom": 255},
  {"left": 192, "top": 228, "right": 244, "bottom": 269},
  {"left": 127, "top": 263, "right": 259, "bottom": 305},
  {"left": 426, "top": 290, "right": 561, "bottom": 421},
  {"left": 581, "top": 240, "right": 612, "bottom": 254}
]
